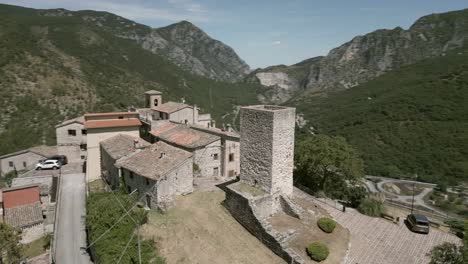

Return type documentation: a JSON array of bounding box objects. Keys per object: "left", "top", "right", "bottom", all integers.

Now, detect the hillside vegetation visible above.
[
  {"left": 0, "top": 4, "right": 262, "bottom": 155},
  {"left": 295, "top": 48, "right": 468, "bottom": 184}
]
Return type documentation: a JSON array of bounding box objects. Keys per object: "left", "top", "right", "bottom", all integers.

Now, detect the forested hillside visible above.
[
  {"left": 0, "top": 4, "right": 263, "bottom": 155},
  {"left": 295, "top": 48, "right": 468, "bottom": 184}
]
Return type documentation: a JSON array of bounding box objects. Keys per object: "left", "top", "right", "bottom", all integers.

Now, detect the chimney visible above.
[{"left": 226, "top": 124, "right": 233, "bottom": 132}]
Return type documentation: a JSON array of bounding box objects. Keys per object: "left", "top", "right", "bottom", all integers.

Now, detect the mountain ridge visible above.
[{"left": 253, "top": 8, "right": 468, "bottom": 103}]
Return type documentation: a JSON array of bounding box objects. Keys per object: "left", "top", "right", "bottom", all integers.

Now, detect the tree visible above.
[
  {"left": 430, "top": 242, "right": 462, "bottom": 264},
  {"left": 0, "top": 223, "right": 23, "bottom": 264},
  {"left": 294, "top": 135, "right": 364, "bottom": 198},
  {"left": 430, "top": 221, "right": 468, "bottom": 264}
]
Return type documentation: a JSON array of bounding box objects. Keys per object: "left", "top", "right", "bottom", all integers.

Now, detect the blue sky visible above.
[{"left": 2, "top": 0, "right": 468, "bottom": 69}]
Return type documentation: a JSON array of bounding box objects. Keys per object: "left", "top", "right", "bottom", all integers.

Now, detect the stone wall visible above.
[
  {"left": 168, "top": 108, "right": 194, "bottom": 124},
  {"left": 222, "top": 139, "right": 240, "bottom": 177},
  {"left": 239, "top": 105, "right": 295, "bottom": 196},
  {"left": 100, "top": 146, "right": 120, "bottom": 188},
  {"left": 122, "top": 158, "right": 193, "bottom": 211},
  {"left": 193, "top": 140, "right": 222, "bottom": 178},
  {"left": 0, "top": 152, "right": 45, "bottom": 176},
  {"left": 224, "top": 182, "right": 303, "bottom": 264}
]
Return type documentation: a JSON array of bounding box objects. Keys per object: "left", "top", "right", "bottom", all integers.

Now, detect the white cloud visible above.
[{"left": 272, "top": 40, "right": 281, "bottom": 45}]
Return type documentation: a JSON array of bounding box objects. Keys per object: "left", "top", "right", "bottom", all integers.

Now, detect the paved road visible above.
[{"left": 55, "top": 172, "right": 92, "bottom": 264}]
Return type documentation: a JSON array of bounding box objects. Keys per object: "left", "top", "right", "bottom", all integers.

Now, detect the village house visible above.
[
  {"left": 148, "top": 121, "right": 223, "bottom": 178},
  {"left": 100, "top": 134, "right": 150, "bottom": 189},
  {"left": 11, "top": 175, "right": 58, "bottom": 229},
  {"left": 116, "top": 141, "right": 193, "bottom": 211},
  {"left": 0, "top": 145, "right": 57, "bottom": 177},
  {"left": 84, "top": 111, "right": 142, "bottom": 182},
  {"left": 139, "top": 90, "right": 214, "bottom": 136},
  {"left": 2, "top": 185, "right": 45, "bottom": 243},
  {"left": 55, "top": 116, "right": 86, "bottom": 162}
]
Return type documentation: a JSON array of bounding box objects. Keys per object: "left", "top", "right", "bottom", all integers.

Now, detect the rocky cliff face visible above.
[
  {"left": 40, "top": 9, "right": 250, "bottom": 82},
  {"left": 254, "top": 8, "right": 468, "bottom": 103}
]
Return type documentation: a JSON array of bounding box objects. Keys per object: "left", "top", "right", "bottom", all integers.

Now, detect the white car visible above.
[{"left": 35, "top": 160, "right": 61, "bottom": 170}]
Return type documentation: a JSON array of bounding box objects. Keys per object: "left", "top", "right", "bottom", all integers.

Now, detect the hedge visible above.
[
  {"left": 317, "top": 217, "right": 336, "bottom": 233},
  {"left": 306, "top": 242, "right": 329, "bottom": 261}
]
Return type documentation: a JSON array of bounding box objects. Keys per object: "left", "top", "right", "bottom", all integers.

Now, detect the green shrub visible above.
[
  {"left": 357, "top": 197, "right": 384, "bottom": 217},
  {"left": 306, "top": 242, "right": 329, "bottom": 261},
  {"left": 317, "top": 217, "right": 336, "bottom": 233}
]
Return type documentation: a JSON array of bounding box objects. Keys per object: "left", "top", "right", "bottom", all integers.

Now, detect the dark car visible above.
[
  {"left": 406, "top": 214, "right": 430, "bottom": 234},
  {"left": 48, "top": 155, "right": 68, "bottom": 165}
]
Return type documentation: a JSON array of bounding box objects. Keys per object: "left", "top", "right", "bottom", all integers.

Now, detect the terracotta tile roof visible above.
[
  {"left": 4, "top": 201, "right": 43, "bottom": 228},
  {"left": 84, "top": 112, "right": 138, "bottom": 118},
  {"left": 84, "top": 118, "right": 142, "bottom": 129},
  {"left": 116, "top": 142, "right": 192, "bottom": 180},
  {"left": 2, "top": 185, "right": 40, "bottom": 208},
  {"left": 152, "top": 101, "right": 192, "bottom": 114},
  {"left": 144, "top": 90, "right": 162, "bottom": 95},
  {"left": 190, "top": 124, "right": 240, "bottom": 139},
  {"left": 150, "top": 123, "right": 220, "bottom": 149},
  {"left": 101, "top": 134, "right": 150, "bottom": 160},
  {"left": 55, "top": 116, "right": 84, "bottom": 128}
]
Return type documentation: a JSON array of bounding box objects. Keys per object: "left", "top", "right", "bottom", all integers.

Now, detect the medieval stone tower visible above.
[
  {"left": 239, "top": 105, "right": 296, "bottom": 196},
  {"left": 145, "top": 90, "right": 162, "bottom": 108}
]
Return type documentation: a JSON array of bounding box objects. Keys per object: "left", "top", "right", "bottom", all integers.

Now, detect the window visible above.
[
  {"left": 154, "top": 99, "right": 159, "bottom": 106},
  {"left": 9, "top": 161, "right": 13, "bottom": 167},
  {"left": 80, "top": 144, "right": 87, "bottom": 150},
  {"left": 127, "top": 186, "right": 131, "bottom": 193},
  {"left": 23, "top": 162, "right": 27, "bottom": 168},
  {"left": 229, "top": 153, "right": 235, "bottom": 162},
  {"left": 118, "top": 116, "right": 124, "bottom": 119},
  {"left": 146, "top": 178, "right": 150, "bottom": 185},
  {"left": 228, "top": 170, "right": 236, "bottom": 177},
  {"left": 129, "top": 171, "right": 134, "bottom": 179},
  {"left": 159, "top": 112, "right": 164, "bottom": 119},
  {"left": 82, "top": 129, "right": 87, "bottom": 135},
  {"left": 213, "top": 154, "right": 219, "bottom": 160},
  {"left": 213, "top": 167, "right": 219, "bottom": 176},
  {"left": 68, "top": 129, "right": 76, "bottom": 136}
]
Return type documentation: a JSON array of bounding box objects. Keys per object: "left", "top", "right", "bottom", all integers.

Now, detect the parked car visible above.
[
  {"left": 406, "top": 214, "right": 430, "bottom": 234},
  {"left": 48, "top": 155, "right": 68, "bottom": 165},
  {"left": 35, "top": 160, "right": 61, "bottom": 170}
]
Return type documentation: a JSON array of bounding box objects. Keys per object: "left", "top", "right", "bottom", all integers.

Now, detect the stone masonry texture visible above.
[{"left": 239, "top": 105, "right": 295, "bottom": 196}]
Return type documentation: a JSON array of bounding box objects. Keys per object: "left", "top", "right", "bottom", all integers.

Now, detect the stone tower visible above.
[
  {"left": 239, "top": 105, "right": 295, "bottom": 196},
  {"left": 144, "top": 90, "right": 162, "bottom": 108}
]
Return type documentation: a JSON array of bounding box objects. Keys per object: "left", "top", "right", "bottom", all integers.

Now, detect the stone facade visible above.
[
  {"left": 239, "top": 105, "right": 295, "bottom": 196},
  {"left": 0, "top": 152, "right": 45, "bottom": 176},
  {"left": 145, "top": 90, "right": 163, "bottom": 108},
  {"left": 56, "top": 117, "right": 86, "bottom": 162},
  {"left": 119, "top": 146, "right": 193, "bottom": 211},
  {"left": 193, "top": 140, "right": 222, "bottom": 178}
]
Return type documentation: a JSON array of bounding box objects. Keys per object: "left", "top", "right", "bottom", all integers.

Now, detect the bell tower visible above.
[{"left": 144, "top": 90, "right": 163, "bottom": 108}]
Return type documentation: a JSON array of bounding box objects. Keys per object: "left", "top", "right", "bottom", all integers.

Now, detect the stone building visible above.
[
  {"left": 100, "top": 134, "right": 150, "bottom": 189},
  {"left": 2, "top": 185, "right": 45, "bottom": 243},
  {"left": 116, "top": 142, "right": 193, "bottom": 211},
  {"left": 224, "top": 105, "right": 311, "bottom": 264},
  {"left": 238, "top": 105, "right": 295, "bottom": 196},
  {"left": 55, "top": 116, "right": 86, "bottom": 162},
  {"left": 148, "top": 121, "right": 223, "bottom": 178},
  {"left": 84, "top": 112, "right": 142, "bottom": 182},
  {"left": 0, "top": 145, "right": 57, "bottom": 177},
  {"left": 190, "top": 124, "right": 241, "bottom": 177},
  {"left": 138, "top": 90, "right": 214, "bottom": 135}
]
